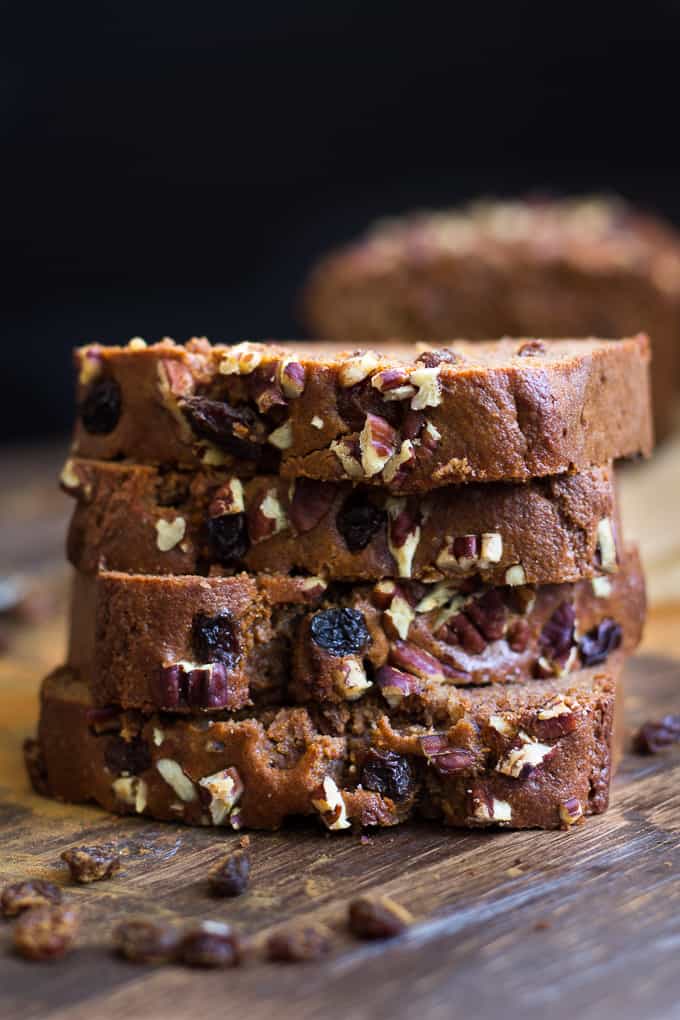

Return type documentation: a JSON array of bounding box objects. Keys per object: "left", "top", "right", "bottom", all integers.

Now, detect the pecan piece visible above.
[{"left": 289, "top": 478, "right": 336, "bottom": 533}]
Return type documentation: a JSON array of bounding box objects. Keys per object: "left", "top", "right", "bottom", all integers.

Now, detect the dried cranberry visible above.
[
  {"left": 192, "top": 611, "right": 241, "bottom": 668},
  {"left": 633, "top": 715, "right": 680, "bottom": 754},
  {"left": 207, "top": 513, "right": 250, "bottom": 565},
  {"left": 208, "top": 850, "right": 250, "bottom": 897},
  {"left": 79, "top": 377, "right": 122, "bottom": 434},
  {"left": 336, "top": 490, "right": 386, "bottom": 552},
  {"left": 415, "top": 348, "right": 461, "bottom": 367},
  {"left": 180, "top": 396, "right": 265, "bottom": 460},
  {"left": 361, "top": 749, "right": 414, "bottom": 801},
  {"left": 578, "top": 619, "right": 622, "bottom": 666},
  {"left": 104, "top": 735, "right": 151, "bottom": 776},
  {"left": 538, "top": 602, "right": 576, "bottom": 663},
  {"left": 309, "top": 608, "right": 370, "bottom": 657}
]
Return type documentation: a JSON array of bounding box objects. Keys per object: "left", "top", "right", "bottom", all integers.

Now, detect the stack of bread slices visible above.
[{"left": 26, "top": 334, "right": 651, "bottom": 832}]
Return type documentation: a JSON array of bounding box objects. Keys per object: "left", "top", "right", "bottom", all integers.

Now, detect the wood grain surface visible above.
[{"left": 1, "top": 443, "right": 680, "bottom": 1020}]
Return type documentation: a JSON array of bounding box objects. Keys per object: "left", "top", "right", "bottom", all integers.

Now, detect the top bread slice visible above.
[{"left": 71, "top": 335, "right": 652, "bottom": 492}]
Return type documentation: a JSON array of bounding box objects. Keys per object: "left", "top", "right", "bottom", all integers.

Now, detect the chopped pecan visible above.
[
  {"left": 289, "top": 479, "right": 336, "bottom": 533},
  {"left": 359, "top": 413, "right": 399, "bottom": 477},
  {"left": 375, "top": 665, "right": 423, "bottom": 707}
]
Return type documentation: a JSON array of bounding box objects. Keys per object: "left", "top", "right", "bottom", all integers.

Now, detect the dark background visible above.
[{"left": 3, "top": 0, "right": 680, "bottom": 442}]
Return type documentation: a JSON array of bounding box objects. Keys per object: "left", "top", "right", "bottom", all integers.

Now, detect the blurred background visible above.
[{"left": 4, "top": 0, "right": 680, "bottom": 442}]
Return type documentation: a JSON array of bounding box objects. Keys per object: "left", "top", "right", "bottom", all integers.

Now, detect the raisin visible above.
[
  {"left": 61, "top": 846, "right": 121, "bottom": 884},
  {"left": 207, "top": 513, "right": 250, "bottom": 565},
  {"left": 79, "top": 377, "right": 122, "bottom": 434},
  {"left": 1, "top": 880, "right": 62, "bottom": 918},
  {"left": 360, "top": 749, "right": 414, "bottom": 801},
  {"left": 578, "top": 619, "right": 622, "bottom": 666},
  {"left": 335, "top": 490, "right": 386, "bottom": 552},
  {"left": 104, "top": 735, "right": 151, "bottom": 776},
  {"left": 633, "top": 715, "right": 680, "bottom": 754},
  {"left": 348, "top": 896, "right": 413, "bottom": 940},
  {"left": 114, "top": 918, "right": 181, "bottom": 964},
  {"left": 309, "top": 608, "right": 370, "bottom": 657},
  {"left": 192, "top": 611, "right": 240, "bottom": 668},
  {"left": 337, "top": 378, "right": 400, "bottom": 432},
  {"left": 13, "top": 905, "right": 79, "bottom": 961},
  {"left": 180, "top": 396, "right": 265, "bottom": 460},
  {"left": 267, "top": 924, "right": 331, "bottom": 962},
  {"left": 208, "top": 850, "right": 250, "bottom": 897},
  {"left": 180, "top": 922, "right": 240, "bottom": 968}
]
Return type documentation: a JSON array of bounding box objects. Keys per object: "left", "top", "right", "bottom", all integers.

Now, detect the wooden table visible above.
[{"left": 2, "top": 444, "right": 680, "bottom": 1020}]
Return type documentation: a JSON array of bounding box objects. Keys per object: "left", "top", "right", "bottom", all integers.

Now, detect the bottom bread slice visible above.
[{"left": 27, "top": 659, "right": 625, "bottom": 832}]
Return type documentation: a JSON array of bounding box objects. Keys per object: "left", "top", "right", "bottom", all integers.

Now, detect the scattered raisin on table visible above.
[
  {"left": 61, "top": 846, "right": 121, "bottom": 884},
  {"left": 633, "top": 715, "right": 680, "bottom": 754},
  {"left": 114, "top": 919, "right": 181, "bottom": 964},
  {"left": 180, "top": 921, "right": 241, "bottom": 968},
  {"left": 267, "top": 924, "right": 331, "bottom": 963},
  {"left": 348, "top": 895, "right": 413, "bottom": 940},
  {"left": 208, "top": 850, "right": 251, "bottom": 898},
  {"left": 1, "top": 880, "right": 62, "bottom": 918},
  {"left": 13, "top": 905, "right": 79, "bottom": 961}
]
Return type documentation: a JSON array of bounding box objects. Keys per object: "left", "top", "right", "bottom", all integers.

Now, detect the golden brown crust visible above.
[
  {"left": 30, "top": 658, "right": 624, "bottom": 831},
  {"left": 70, "top": 335, "right": 653, "bottom": 491},
  {"left": 63, "top": 456, "right": 620, "bottom": 586}
]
